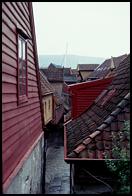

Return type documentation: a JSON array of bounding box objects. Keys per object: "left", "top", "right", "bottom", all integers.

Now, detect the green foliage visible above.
[{"left": 105, "top": 120, "right": 130, "bottom": 194}]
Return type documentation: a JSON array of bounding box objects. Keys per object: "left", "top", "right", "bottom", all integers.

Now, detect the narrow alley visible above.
[
  {"left": 2, "top": 2, "right": 130, "bottom": 194},
  {"left": 45, "top": 125, "right": 70, "bottom": 194}
]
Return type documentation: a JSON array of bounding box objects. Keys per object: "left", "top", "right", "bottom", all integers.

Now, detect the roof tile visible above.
[
  {"left": 96, "top": 141, "right": 104, "bottom": 150},
  {"left": 104, "top": 141, "right": 112, "bottom": 150},
  {"left": 88, "top": 142, "right": 96, "bottom": 151},
  {"left": 103, "top": 131, "right": 112, "bottom": 140},
  {"left": 97, "top": 150, "right": 104, "bottom": 159},
  {"left": 83, "top": 137, "right": 92, "bottom": 145},
  {"left": 79, "top": 149, "right": 89, "bottom": 158},
  {"left": 89, "top": 131, "right": 100, "bottom": 139},
  {"left": 78, "top": 64, "right": 99, "bottom": 71},
  {"left": 87, "top": 150, "right": 96, "bottom": 159},
  {"left": 39, "top": 70, "right": 53, "bottom": 95},
  {"left": 74, "top": 144, "right": 86, "bottom": 154},
  {"left": 104, "top": 115, "right": 115, "bottom": 125},
  {"left": 65, "top": 54, "right": 130, "bottom": 159}
]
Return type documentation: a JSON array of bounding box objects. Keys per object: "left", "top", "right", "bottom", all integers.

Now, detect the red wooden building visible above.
[
  {"left": 2, "top": 2, "right": 44, "bottom": 194},
  {"left": 68, "top": 77, "right": 113, "bottom": 119}
]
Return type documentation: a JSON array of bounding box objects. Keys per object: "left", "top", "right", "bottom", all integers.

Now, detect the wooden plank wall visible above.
[
  {"left": 2, "top": 2, "right": 43, "bottom": 183},
  {"left": 70, "top": 78, "right": 113, "bottom": 119}
]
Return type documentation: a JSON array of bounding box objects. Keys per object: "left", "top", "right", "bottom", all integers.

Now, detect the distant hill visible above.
[{"left": 38, "top": 55, "right": 105, "bottom": 69}]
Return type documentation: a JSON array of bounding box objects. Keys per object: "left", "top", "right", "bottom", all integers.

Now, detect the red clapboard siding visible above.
[
  {"left": 2, "top": 102, "right": 17, "bottom": 113},
  {"left": 27, "top": 48, "right": 34, "bottom": 59},
  {"left": 3, "top": 118, "right": 42, "bottom": 156},
  {"left": 2, "top": 73, "right": 16, "bottom": 85},
  {"left": 28, "top": 43, "right": 34, "bottom": 53},
  {"left": 3, "top": 102, "right": 40, "bottom": 121},
  {"left": 2, "top": 83, "right": 17, "bottom": 94},
  {"left": 2, "top": 97, "right": 39, "bottom": 113},
  {"left": 2, "top": 63, "right": 17, "bottom": 77},
  {"left": 3, "top": 126, "right": 42, "bottom": 183},
  {"left": 27, "top": 55, "right": 35, "bottom": 65},
  {"left": 2, "top": 2, "right": 43, "bottom": 185},
  {"left": 2, "top": 44, "right": 17, "bottom": 60},
  {"left": 2, "top": 13, "right": 16, "bottom": 35},
  {"left": 3, "top": 106, "right": 41, "bottom": 131},
  {"left": 2, "top": 103, "right": 39, "bottom": 121},
  {"left": 2, "top": 52, "right": 17, "bottom": 68},
  {"left": 2, "top": 34, "right": 17, "bottom": 50},
  {"left": 11, "top": 2, "right": 30, "bottom": 29},
  {"left": 3, "top": 2, "right": 31, "bottom": 37},
  {"left": 21, "top": 2, "right": 29, "bottom": 18},
  {"left": 69, "top": 77, "right": 113, "bottom": 119},
  {"left": 3, "top": 115, "right": 41, "bottom": 143},
  {"left": 16, "top": 2, "right": 30, "bottom": 22},
  {"left": 28, "top": 67, "right": 37, "bottom": 76},
  {"left": 28, "top": 61, "right": 36, "bottom": 71},
  {"left": 2, "top": 21, "right": 16, "bottom": 41}
]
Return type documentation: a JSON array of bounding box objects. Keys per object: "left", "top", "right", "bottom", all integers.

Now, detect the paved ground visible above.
[
  {"left": 74, "top": 184, "right": 113, "bottom": 194},
  {"left": 45, "top": 128, "right": 70, "bottom": 194}
]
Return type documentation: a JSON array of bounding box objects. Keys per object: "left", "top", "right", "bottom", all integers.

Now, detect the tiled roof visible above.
[
  {"left": 39, "top": 70, "right": 53, "bottom": 96},
  {"left": 71, "top": 69, "right": 78, "bottom": 76},
  {"left": 65, "top": 54, "right": 130, "bottom": 160},
  {"left": 63, "top": 67, "right": 71, "bottom": 75},
  {"left": 77, "top": 64, "right": 99, "bottom": 71},
  {"left": 63, "top": 67, "right": 78, "bottom": 83},
  {"left": 40, "top": 70, "right": 63, "bottom": 106},
  {"left": 62, "top": 82, "right": 69, "bottom": 94},
  {"left": 53, "top": 91, "right": 63, "bottom": 106},
  {"left": 89, "top": 54, "right": 127, "bottom": 79},
  {"left": 40, "top": 63, "right": 64, "bottom": 82},
  {"left": 49, "top": 63, "right": 63, "bottom": 69},
  {"left": 64, "top": 75, "right": 77, "bottom": 83}
]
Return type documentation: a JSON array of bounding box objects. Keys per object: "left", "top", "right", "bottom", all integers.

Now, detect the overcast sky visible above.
[{"left": 33, "top": 2, "right": 130, "bottom": 59}]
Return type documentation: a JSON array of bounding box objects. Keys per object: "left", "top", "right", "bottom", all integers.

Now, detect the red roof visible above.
[{"left": 69, "top": 77, "right": 113, "bottom": 119}]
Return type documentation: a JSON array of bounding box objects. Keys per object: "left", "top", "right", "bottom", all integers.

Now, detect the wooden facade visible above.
[
  {"left": 69, "top": 77, "right": 113, "bottom": 119},
  {"left": 39, "top": 70, "right": 54, "bottom": 125},
  {"left": 2, "top": 2, "right": 43, "bottom": 189}
]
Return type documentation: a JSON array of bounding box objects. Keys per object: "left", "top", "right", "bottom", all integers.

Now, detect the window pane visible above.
[
  {"left": 22, "top": 83, "right": 26, "bottom": 95},
  {"left": 22, "top": 41, "right": 26, "bottom": 60},
  {"left": 19, "top": 38, "right": 22, "bottom": 59},
  {"left": 18, "top": 35, "right": 27, "bottom": 98},
  {"left": 19, "top": 61, "right": 27, "bottom": 96}
]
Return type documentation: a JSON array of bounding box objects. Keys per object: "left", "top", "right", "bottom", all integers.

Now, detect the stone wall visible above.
[{"left": 5, "top": 136, "right": 44, "bottom": 194}]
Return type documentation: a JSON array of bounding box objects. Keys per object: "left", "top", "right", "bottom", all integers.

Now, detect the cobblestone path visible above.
[{"left": 45, "top": 129, "right": 70, "bottom": 194}]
